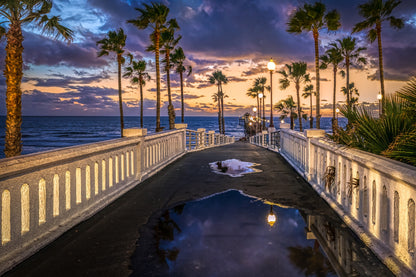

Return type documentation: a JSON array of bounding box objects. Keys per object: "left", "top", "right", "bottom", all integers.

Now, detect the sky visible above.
[{"left": 0, "top": 0, "right": 415, "bottom": 117}]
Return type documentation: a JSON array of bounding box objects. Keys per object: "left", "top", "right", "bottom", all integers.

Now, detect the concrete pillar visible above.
[
  {"left": 208, "top": 131, "right": 215, "bottom": 146},
  {"left": 304, "top": 129, "right": 326, "bottom": 181},
  {"left": 197, "top": 128, "right": 206, "bottom": 148}
]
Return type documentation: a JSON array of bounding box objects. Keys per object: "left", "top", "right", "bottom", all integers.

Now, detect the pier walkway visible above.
[{"left": 4, "top": 142, "right": 392, "bottom": 276}]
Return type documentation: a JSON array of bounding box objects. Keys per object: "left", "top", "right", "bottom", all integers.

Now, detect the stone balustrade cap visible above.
[
  {"left": 197, "top": 128, "right": 206, "bottom": 132},
  {"left": 280, "top": 123, "right": 290, "bottom": 129},
  {"left": 123, "top": 128, "right": 147, "bottom": 137},
  {"left": 175, "top": 123, "right": 188, "bottom": 129},
  {"left": 208, "top": 130, "right": 215, "bottom": 134},
  {"left": 304, "top": 129, "right": 325, "bottom": 138},
  {"left": 262, "top": 130, "right": 268, "bottom": 134}
]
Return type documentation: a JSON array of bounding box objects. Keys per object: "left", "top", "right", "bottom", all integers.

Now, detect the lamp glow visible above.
[
  {"left": 267, "top": 206, "right": 276, "bottom": 227},
  {"left": 267, "top": 58, "right": 276, "bottom": 71},
  {"left": 336, "top": 108, "right": 340, "bottom": 113},
  {"left": 253, "top": 107, "right": 257, "bottom": 112},
  {"left": 258, "top": 93, "right": 263, "bottom": 98},
  {"left": 377, "top": 93, "right": 382, "bottom": 100}
]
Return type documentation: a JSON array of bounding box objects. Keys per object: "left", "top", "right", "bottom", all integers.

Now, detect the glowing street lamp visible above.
[
  {"left": 335, "top": 108, "right": 340, "bottom": 120},
  {"left": 377, "top": 93, "right": 382, "bottom": 117},
  {"left": 267, "top": 206, "right": 276, "bottom": 227},
  {"left": 267, "top": 58, "right": 276, "bottom": 128}
]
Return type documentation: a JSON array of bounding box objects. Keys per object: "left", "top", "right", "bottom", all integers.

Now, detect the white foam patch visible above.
[{"left": 209, "top": 158, "right": 262, "bottom": 177}]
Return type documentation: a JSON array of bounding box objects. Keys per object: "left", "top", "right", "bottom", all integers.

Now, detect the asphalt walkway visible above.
[{"left": 2, "top": 141, "right": 378, "bottom": 276}]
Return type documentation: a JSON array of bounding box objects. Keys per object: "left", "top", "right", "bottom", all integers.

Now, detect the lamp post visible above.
[
  {"left": 253, "top": 107, "right": 258, "bottom": 133},
  {"left": 259, "top": 92, "right": 265, "bottom": 130},
  {"left": 377, "top": 93, "right": 382, "bottom": 117},
  {"left": 267, "top": 58, "right": 276, "bottom": 128}
]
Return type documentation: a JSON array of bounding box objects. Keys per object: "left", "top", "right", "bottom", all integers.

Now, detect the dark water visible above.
[
  {"left": 131, "top": 190, "right": 393, "bottom": 277},
  {"left": 0, "top": 116, "right": 346, "bottom": 159}
]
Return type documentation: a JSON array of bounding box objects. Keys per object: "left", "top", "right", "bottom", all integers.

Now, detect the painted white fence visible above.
[
  {"left": 252, "top": 127, "right": 416, "bottom": 276},
  {"left": 0, "top": 127, "right": 234, "bottom": 274}
]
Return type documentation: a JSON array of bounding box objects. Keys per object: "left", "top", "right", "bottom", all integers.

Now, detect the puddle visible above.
[
  {"left": 130, "top": 190, "right": 393, "bottom": 277},
  {"left": 209, "top": 159, "right": 262, "bottom": 177}
]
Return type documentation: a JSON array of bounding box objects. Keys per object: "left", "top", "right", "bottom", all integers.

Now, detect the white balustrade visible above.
[
  {"left": 251, "top": 127, "right": 416, "bottom": 276},
  {"left": 0, "top": 126, "right": 234, "bottom": 274}
]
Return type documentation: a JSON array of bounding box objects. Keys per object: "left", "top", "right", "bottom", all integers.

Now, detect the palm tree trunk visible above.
[
  {"left": 256, "top": 96, "right": 259, "bottom": 132},
  {"left": 166, "top": 51, "right": 175, "bottom": 130},
  {"left": 117, "top": 55, "right": 124, "bottom": 137},
  {"left": 313, "top": 29, "right": 321, "bottom": 129},
  {"left": 155, "top": 30, "right": 162, "bottom": 132},
  {"left": 290, "top": 110, "right": 294, "bottom": 130},
  {"left": 180, "top": 71, "right": 184, "bottom": 123},
  {"left": 296, "top": 83, "right": 303, "bottom": 132},
  {"left": 262, "top": 96, "right": 265, "bottom": 130},
  {"left": 139, "top": 77, "right": 144, "bottom": 128},
  {"left": 4, "top": 22, "right": 23, "bottom": 157},
  {"left": 217, "top": 85, "right": 222, "bottom": 133},
  {"left": 221, "top": 91, "right": 225, "bottom": 134},
  {"left": 346, "top": 57, "right": 350, "bottom": 109},
  {"left": 332, "top": 66, "right": 338, "bottom": 132},
  {"left": 376, "top": 22, "right": 385, "bottom": 115},
  {"left": 309, "top": 95, "right": 313, "bottom": 129}
]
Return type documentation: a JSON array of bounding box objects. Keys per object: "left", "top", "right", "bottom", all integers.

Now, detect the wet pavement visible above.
[{"left": 4, "top": 142, "right": 393, "bottom": 276}]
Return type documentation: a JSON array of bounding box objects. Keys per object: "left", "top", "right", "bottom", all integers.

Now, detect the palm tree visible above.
[
  {"left": 333, "top": 36, "right": 367, "bottom": 109},
  {"left": 123, "top": 58, "right": 151, "bottom": 128},
  {"left": 170, "top": 47, "right": 192, "bottom": 123},
  {"left": 278, "top": 62, "right": 311, "bottom": 132},
  {"left": 353, "top": 0, "right": 404, "bottom": 114},
  {"left": 0, "top": 0, "right": 73, "bottom": 157},
  {"left": 159, "top": 20, "right": 180, "bottom": 129},
  {"left": 341, "top": 83, "right": 360, "bottom": 106},
  {"left": 287, "top": 2, "right": 340, "bottom": 129},
  {"left": 274, "top": 96, "right": 297, "bottom": 130},
  {"left": 246, "top": 87, "right": 260, "bottom": 132},
  {"left": 320, "top": 46, "right": 344, "bottom": 130},
  {"left": 254, "top": 77, "right": 267, "bottom": 130},
  {"left": 302, "top": 84, "right": 315, "bottom": 129},
  {"left": 128, "top": 2, "right": 169, "bottom": 132},
  {"left": 97, "top": 28, "right": 127, "bottom": 137},
  {"left": 209, "top": 70, "right": 228, "bottom": 134}
]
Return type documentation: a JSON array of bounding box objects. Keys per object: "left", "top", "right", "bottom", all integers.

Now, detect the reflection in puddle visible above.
[
  {"left": 209, "top": 159, "right": 262, "bottom": 177},
  {"left": 131, "top": 190, "right": 393, "bottom": 277}
]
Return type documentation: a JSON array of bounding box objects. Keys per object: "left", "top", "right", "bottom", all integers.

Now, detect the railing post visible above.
[
  {"left": 261, "top": 130, "right": 268, "bottom": 147},
  {"left": 197, "top": 128, "right": 205, "bottom": 149},
  {"left": 123, "top": 128, "right": 147, "bottom": 181},
  {"left": 268, "top": 127, "right": 275, "bottom": 147},
  {"left": 175, "top": 124, "right": 188, "bottom": 151},
  {"left": 303, "top": 129, "right": 325, "bottom": 181},
  {"left": 208, "top": 131, "right": 215, "bottom": 147}
]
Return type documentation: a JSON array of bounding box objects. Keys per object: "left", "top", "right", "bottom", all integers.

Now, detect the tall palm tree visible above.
[
  {"left": 278, "top": 62, "right": 311, "bottom": 132},
  {"left": 302, "top": 84, "right": 315, "bottom": 129},
  {"left": 254, "top": 77, "right": 267, "bottom": 130},
  {"left": 170, "top": 47, "right": 192, "bottom": 123},
  {"left": 353, "top": 0, "right": 404, "bottom": 114},
  {"left": 123, "top": 58, "right": 151, "bottom": 128},
  {"left": 97, "top": 28, "right": 127, "bottom": 137},
  {"left": 274, "top": 96, "right": 297, "bottom": 130},
  {"left": 128, "top": 2, "right": 169, "bottom": 132},
  {"left": 209, "top": 70, "right": 228, "bottom": 134},
  {"left": 0, "top": 0, "right": 73, "bottom": 157},
  {"left": 287, "top": 2, "right": 340, "bottom": 129},
  {"left": 320, "top": 46, "right": 344, "bottom": 130},
  {"left": 159, "top": 20, "right": 180, "bottom": 129},
  {"left": 333, "top": 36, "right": 367, "bottom": 109}
]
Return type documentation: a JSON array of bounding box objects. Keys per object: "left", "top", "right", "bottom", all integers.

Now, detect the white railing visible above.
[
  {"left": 249, "top": 129, "right": 280, "bottom": 150},
  {"left": 0, "top": 127, "right": 234, "bottom": 274},
  {"left": 186, "top": 128, "right": 235, "bottom": 151},
  {"left": 256, "top": 127, "right": 416, "bottom": 276}
]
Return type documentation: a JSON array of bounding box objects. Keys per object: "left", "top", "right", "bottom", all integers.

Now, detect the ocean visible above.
[{"left": 0, "top": 116, "right": 346, "bottom": 159}]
